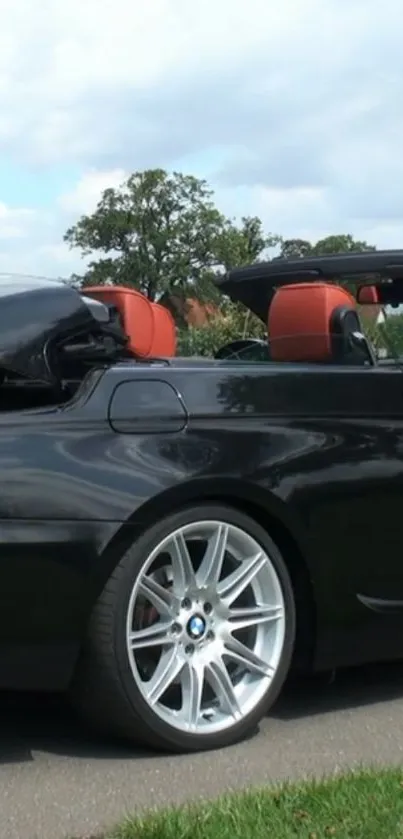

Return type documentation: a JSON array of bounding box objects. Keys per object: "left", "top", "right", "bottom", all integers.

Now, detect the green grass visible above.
[{"left": 102, "top": 767, "right": 403, "bottom": 839}]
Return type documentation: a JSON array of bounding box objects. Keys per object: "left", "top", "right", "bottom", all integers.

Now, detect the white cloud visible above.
[
  {"left": 58, "top": 169, "right": 127, "bottom": 214},
  {"left": 0, "top": 0, "right": 403, "bottom": 275},
  {"left": 0, "top": 202, "right": 78, "bottom": 276},
  {"left": 0, "top": 0, "right": 302, "bottom": 163},
  {"left": 0, "top": 0, "right": 400, "bottom": 168},
  {"left": 0, "top": 202, "right": 35, "bottom": 240},
  {"left": 0, "top": 238, "right": 84, "bottom": 278},
  {"left": 255, "top": 187, "right": 332, "bottom": 239}
]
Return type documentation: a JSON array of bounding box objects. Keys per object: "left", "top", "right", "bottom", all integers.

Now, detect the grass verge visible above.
[{"left": 102, "top": 767, "right": 403, "bottom": 839}]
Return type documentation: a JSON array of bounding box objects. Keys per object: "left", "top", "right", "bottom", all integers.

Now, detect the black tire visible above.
[{"left": 71, "top": 503, "right": 296, "bottom": 753}]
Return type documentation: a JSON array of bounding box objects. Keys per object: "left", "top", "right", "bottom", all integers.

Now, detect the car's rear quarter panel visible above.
[{"left": 1, "top": 363, "right": 403, "bottom": 689}]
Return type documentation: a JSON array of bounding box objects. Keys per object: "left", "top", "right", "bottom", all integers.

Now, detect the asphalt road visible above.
[{"left": 1, "top": 664, "right": 403, "bottom": 839}]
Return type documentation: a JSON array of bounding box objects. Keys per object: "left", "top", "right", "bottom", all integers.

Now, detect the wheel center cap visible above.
[{"left": 187, "top": 614, "right": 206, "bottom": 640}]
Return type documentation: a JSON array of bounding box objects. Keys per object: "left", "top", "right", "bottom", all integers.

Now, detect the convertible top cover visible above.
[
  {"left": 0, "top": 275, "right": 105, "bottom": 383},
  {"left": 216, "top": 250, "right": 403, "bottom": 321}
]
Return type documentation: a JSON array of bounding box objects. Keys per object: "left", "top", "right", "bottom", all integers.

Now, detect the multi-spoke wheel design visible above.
[
  {"left": 73, "top": 504, "right": 296, "bottom": 753},
  {"left": 127, "top": 521, "right": 286, "bottom": 735}
]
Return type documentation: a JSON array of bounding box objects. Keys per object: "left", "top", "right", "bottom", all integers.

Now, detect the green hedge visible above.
[
  {"left": 377, "top": 314, "right": 403, "bottom": 355},
  {"left": 177, "top": 312, "right": 403, "bottom": 358},
  {"left": 177, "top": 305, "right": 265, "bottom": 357}
]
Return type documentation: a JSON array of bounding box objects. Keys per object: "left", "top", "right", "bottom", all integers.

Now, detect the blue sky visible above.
[
  {"left": 1, "top": 0, "right": 403, "bottom": 278},
  {"left": 0, "top": 163, "right": 79, "bottom": 209}
]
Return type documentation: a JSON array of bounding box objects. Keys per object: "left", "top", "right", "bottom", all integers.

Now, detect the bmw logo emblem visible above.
[{"left": 187, "top": 614, "right": 206, "bottom": 640}]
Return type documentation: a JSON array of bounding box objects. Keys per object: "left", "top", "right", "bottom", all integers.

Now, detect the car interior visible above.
[
  {"left": 0, "top": 276, "right": 398, "bottom": 414},
  {"left": 87, "top": 282, "right": 376, "bottom": 367}
]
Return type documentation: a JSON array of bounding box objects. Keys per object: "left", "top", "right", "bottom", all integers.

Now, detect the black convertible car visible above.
[{"left": 2, "top": 251, "right": 403, "bottom": 754}]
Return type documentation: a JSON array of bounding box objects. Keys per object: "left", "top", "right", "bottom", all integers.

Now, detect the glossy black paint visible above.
[
  {"left": 2, "top": 358, "right": 403, "bottom": 690},
  {"left": 109, "top": 379, "right": 188, "bottom": 433},
  {"left": 0, "top": 276, "right": 103, "bottom": 383},
  {"left": 217, "top": 249, "right": 403, "bottom": 320}
]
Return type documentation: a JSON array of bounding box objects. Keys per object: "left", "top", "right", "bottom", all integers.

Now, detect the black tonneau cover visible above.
[
  {"left": 216, "top": 250, "right": 403, "bottom": 321},
  {"left": 0, "top": 275, "right": 102, "bottom": 383}
]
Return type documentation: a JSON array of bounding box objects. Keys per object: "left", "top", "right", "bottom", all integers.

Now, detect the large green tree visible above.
[
  {"left": 64, "top": 169, "right": 277, "bottom": 301},
  {"left": 214, "top": 215, "right": 279, "bottom": 270}
]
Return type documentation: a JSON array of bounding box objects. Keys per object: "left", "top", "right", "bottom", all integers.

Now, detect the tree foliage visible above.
[
  {"left": 65, "top": 168, "right": 376, "bottom": 305},
  {"left": 64, "top": 167, "right": 383, "bottom": 346},
  {"left": 65, "top": 169, "right": 277, "bottom": 301},
  {"left": 275, "top": 234, "right": 377, "bottom": 294},
  {"left": 277, "top": 233, "right": 375, "bottom": 259},
  {"left": 177, "top": 300, "right": 266, "bottom": 357},
  {"left": 214, "top": 216, "right": 279, "bottom": 270}
]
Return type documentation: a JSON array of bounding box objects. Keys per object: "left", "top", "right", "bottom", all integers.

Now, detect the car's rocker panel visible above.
[{"left": 1, "top": 361, "right": 403, "bottom": 689}]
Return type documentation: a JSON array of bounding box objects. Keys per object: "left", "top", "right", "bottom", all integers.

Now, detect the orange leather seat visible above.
[
  {"left": 85, "top": 286, "right": 176, "bottom": 358},
  {"left": 268, "top": 282, "right": 359, "bottom": 363},
  {"left": 150, "top": 301, "right": 177, "bottom": 357}
]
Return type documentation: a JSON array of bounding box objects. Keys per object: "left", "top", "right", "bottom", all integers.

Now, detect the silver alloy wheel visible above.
[{"left": 125, "top": 520, "right": 286, "bottom": 736}]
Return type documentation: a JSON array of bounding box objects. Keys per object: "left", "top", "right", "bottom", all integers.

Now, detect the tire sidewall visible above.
[{"left": 111, "top": 503, "right": 296, "bottom": 752}]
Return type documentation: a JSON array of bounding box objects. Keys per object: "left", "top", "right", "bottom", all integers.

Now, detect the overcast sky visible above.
[{"left": 0, "top": 0, "right": 402, "bottom": 278}]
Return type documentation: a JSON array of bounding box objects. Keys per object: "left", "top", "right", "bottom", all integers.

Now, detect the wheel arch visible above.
[{"left": 93, "top": 478, "right": 317, "bottom": 672}]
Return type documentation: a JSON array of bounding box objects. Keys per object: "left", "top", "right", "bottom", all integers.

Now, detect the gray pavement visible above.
[{"left": 1, "top": 664, "right": 403, "bottom": 839}]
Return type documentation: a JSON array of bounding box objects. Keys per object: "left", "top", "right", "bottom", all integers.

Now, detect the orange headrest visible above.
[
  {"left": 358, "top": 285, "right": 379, "bottom": 304},
  {"left": 84, "top": 286, "right": 176, "bottom": 358},
  {"left": 268, "top": 282, "right": 356, "bottom": 362},
  {"left": 150, "top": 301, "right": 177, "bottom": 357}
]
